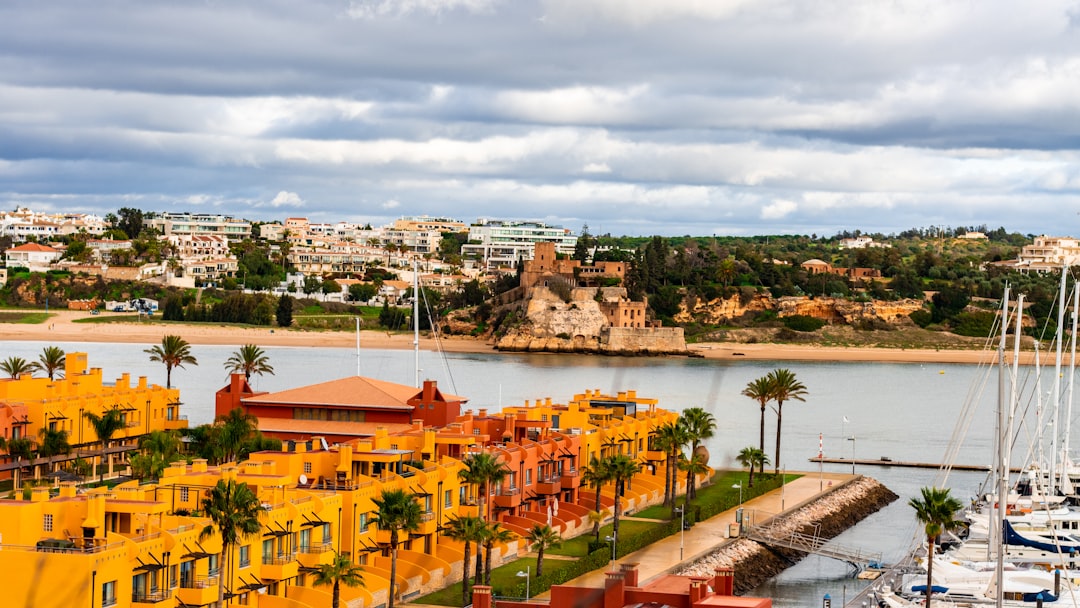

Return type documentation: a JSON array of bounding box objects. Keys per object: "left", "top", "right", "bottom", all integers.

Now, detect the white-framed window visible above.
[
  {"left": 180, "top": 487, "right": 189, "bottom": 502},
  {"left": 303, "top": 462, "right": 312, "bottom": 474},
  {"left": 43, "top": 513, "right": 53, "bottom": 532}
]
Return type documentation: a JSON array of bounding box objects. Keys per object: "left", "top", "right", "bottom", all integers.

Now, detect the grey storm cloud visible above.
[{"left": 2, "top": 0, "right": 1080, "bottom": 236}]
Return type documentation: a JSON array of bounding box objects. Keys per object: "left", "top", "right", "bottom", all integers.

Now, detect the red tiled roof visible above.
[
  {"left": 242, "top": 375, "right": 422, "bottom": 409},
  {"left": 7, "top": 243, "right": 60, "bottom": 253}
]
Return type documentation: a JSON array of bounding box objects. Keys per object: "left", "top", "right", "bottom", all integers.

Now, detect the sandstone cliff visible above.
[
  {"left": 494, "top": 286, "right": 691, "bottom": 356},
  {"left": 677, "top": 293, "right": 923, "bottom": 326}
]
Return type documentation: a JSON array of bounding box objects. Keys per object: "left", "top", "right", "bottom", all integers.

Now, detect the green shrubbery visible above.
[{"left": 781, "top": 315, "right": 826, "bottom": 332}]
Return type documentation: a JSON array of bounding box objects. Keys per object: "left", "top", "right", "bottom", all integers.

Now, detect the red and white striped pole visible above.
[{"left": 818, "top": 433, "right": 824, "bottom": 491}]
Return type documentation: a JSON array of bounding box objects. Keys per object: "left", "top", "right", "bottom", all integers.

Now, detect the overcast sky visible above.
[{"left": 2, "top": 1, "right": 1080, "bottom": 237}]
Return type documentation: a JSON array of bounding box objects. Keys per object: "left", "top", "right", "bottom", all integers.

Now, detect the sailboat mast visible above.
[
  {"left": 1008, "top": 293, "right": 1023, "bottom": 497},
  {"left": 1051, "top": 267, "right": 1068, "bottom": 492},
  {"left": 413, "top": 257, "right": 420, "bottom": 388},
  {"left": 1065, "top": 281, "right": 1079, "bottom": 484},
  {"left": 356, "top": 316, "right": 361, "bottom": 377},
  {"left": 995, "top": 286, "right": 1010, "bottom": 608}
]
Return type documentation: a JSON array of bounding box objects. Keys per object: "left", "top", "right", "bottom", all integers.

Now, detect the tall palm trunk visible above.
[
  {"left": 474, "top": 543, "right": 483, "bottom": 590},
  {"left": 593, "top": 482, "right": 603, "bottom": 542},
  {"left": 462, "top": 539, "right": 472, "bottom": 607},
  {"left": 774, "top": 401, "right": 784, "bottom": 475},
  {"left": 758, "top": 403, "right": 767, "bottom": 475},
  {"left": 333, "top": 579, "right": 341, "bottom": 608},
  {"left": 925, "top": 536, "right": 935, "bottom": 608},
  {"left": 613, "top": 480, "right": 623, "bottom": 539},
  {"left": 662, "top": 453, "right": 672, "bottom": 506},
  {"left": 536, "top": 543, "right": 545, "bottom": 578},
  {"left": 484, "top": 540, "right": 494, "bottom": 586},
  {"left": 388, "top": 529, "right": 398, "bottom": 608},
  {"left": 687, "top": 441, "right": 699, "bottom": 499}
]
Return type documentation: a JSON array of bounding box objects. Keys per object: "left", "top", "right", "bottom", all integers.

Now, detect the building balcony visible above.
[
  {"left": 296, "top": 542, "right": 335, "bottom": 569},
  {"left": 132, "top": 589, "right": 174, "bottom": 607},
  {"left": 261, "top": 553, "right": 299, "bottom": 581},
  {"left": 561, "top": 469, "right": 580, "bottom": 490},
  {"left": 176, "top": 576, "right": 219, "bottom": 606},
  {"left": 417, "top": 511, "right": 438, "bottom": 534},
  {"left": 163, "top": 414, "right": 188, "bottom": 431},
  {"left": 492, "top": 487, "right": 521, "bottom": 509},
  {"left": 536, "top": 477, "right": 561, "bottom": 495}
]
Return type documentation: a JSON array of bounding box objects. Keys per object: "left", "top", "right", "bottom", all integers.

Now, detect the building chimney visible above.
[
  {"left": 191, "top": 458, "right": 208, "bottom": 473},
  {"left": 471, "top": 585, "right": 492, "bottom": 608},
  {"left": 478, "top": 408, "right": 487, "bottom": 418},
  {"left": 604, "top": 570, "right": 625, "bottom": 608},
  {"left": 713, "top": 567, "right": 734, "bottom": 596},
  {"left": 620, "top": 562, "right": 640, "bottom": 587},
  {"left": 690, "top": 576, "right": 711, "bottom": 603}
]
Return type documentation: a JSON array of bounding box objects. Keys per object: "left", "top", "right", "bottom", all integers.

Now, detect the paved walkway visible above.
[{"left": 535, "top": 471, "right": 856, "bottom": 596}]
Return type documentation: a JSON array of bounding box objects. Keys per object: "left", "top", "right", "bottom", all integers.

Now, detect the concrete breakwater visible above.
[{"left": 674, "top": 477, "right": 899, "bottom": 594}]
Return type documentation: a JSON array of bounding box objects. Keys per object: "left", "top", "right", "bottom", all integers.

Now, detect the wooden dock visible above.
[{"left": 808, "top": 456, "right": 1017, "bottom": 473}]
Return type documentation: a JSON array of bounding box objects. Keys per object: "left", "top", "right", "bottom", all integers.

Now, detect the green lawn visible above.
[
  {"left": 0, "top": 311, "right": 50, "bottom": 324},
  {"left": 413, "top": 556, "right": 574, "bottom": 606},
  {"left": 633, "top": 470, "right": 797, "bottom": 520},
  {"left": 547, "top": 518, "right": 663, "bottom": 557}
]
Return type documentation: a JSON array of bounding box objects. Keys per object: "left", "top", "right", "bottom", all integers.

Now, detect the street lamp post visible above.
[
  {"left": 674, "top": 506, "right": 685, "bottom": 560},
  {"left": 605, "top": 534, "right": 617, "bottom": 570},
  {"left": 516, "top": 566, "right": 530, "bottom": 598},
  {"left": 847, "top": 435, "right": 857, "bottom": 474},
  {"left": 732, "top": 483, "right": 743, "bottom": 506}
]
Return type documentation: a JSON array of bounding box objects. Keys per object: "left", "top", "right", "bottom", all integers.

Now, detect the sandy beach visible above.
[{"left": 0, "top": 310, "right": 1020, "bottom": 365}]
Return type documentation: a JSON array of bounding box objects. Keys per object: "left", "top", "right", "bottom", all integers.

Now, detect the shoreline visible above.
[{"left": 1, "top": 310, "right": 1016, "bottom": 365}]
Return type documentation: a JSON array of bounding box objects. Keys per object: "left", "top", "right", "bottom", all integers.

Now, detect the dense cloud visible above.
[{"left": 2, "top": 0, "right": 1080, "bottom": 235}]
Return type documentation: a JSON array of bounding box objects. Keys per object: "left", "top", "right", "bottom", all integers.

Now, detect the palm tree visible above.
[
  {"left": 526, "top": 524, "right": 562, "bottom": 579},
  {"left": 681, "top": 407, "right": 717, "bottom": 499},
  {"left": 736, "top": 446, "right": 769, "bottom": 488},
  {"left": 30, "top": 346, "right": 66, "bottom": 380},
  {"left": 225, "top": 344, "right": 274, "bottom": 380},
  {"left": 655, "top": 422, "right": 688, "bottom": 507},
  {"left": 131, "top": 430, "right": 181, "bottom": 480},
  {"left": 444, "top": 514, "right": 484, "bottom": 606},
  {"left": 742, "top": 375, "right": 774, "bottom": 476},
  {"left": 83, "top": 409, "right": 126, "bottom": 483},
  {"left": 373, "top": 488, "right": 422, "bottom": 608},
  {"left": 0, "top": 356, "right": 33, "bottom": 379},
  {"left": 215, "top": 408, "right": 259, "bottom": 463},
  {"left": 37, "top": 427, "right": 71, "bottom": 472},
  {"left": 312, "top": 552, "right": 365, "bottom": 608},
  {"left": 200, "top": 479, "right": 263, "bottom": 608},
  {"left": 482, "top": 522, "right": 516, "bottom": 586},
  {"left": 767, "top": 368, "right": 808, "bottom": 474},
  {"left": 459, "top": 452, "right": 508, "bottom": 522},
  {"left": 144, "top": 334, "right": 198, "bottom": 388},
  {"left": 679, "top": 454, "right": 710, "bottom": 505},
  {"left": 605, "top": 454, "right": 641, "bottom": 541},
  {"left": 909, "top": 486, "right": 963, "bottom": 608},
  {"left": 581, "top": 455, "right": 612, "bottom": 542}
]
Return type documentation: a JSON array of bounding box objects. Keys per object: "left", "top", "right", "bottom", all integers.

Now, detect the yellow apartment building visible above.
[
  {"left": 0, "top": 352, "right": 187, "bottom": 484},
  {"left": 0, "top": 372, "right": 700, "bottom": 608}
]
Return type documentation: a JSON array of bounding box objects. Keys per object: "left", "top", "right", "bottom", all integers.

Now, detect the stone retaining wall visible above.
[{"left": 674, "top": 477, "right": 898, "bottom": 594}]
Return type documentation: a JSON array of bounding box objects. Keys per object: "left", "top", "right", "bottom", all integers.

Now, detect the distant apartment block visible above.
[
  {"left": 838, "top": 236, "right": 890, "bottom": 249},
  {"left": 146, "top": 212, "right": 252, "bottom": 240},
  {"left": 996, "top": 235, "right": 1080, "bottom": 273},
  {"left": 462, "top": 219, "right": 578, "bottom": 270},
  {"left": 391, "top": 215, "right": 467, "bottom": 233},
  {"left": 0, "top": 207, "right": 107, "bottom": 242}
]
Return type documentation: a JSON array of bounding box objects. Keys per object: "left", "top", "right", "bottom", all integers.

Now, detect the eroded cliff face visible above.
[
  {"left": 494, "top": 286, "right": 689, "bottom": 355},
  {"left": 677, "top": 293, "right": 923, "bottom": 326},
  {"left": 522, "top": 287, "right": 609, "bottom": 338}
]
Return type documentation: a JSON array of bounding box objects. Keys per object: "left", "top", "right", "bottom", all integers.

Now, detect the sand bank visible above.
[{"left": 2, "top": 310, "right": 1012, "bottom": 364}]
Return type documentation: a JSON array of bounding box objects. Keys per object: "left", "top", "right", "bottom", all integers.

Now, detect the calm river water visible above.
[{"left": 7, "top": 340, "right": 1011, "bottom": 606}]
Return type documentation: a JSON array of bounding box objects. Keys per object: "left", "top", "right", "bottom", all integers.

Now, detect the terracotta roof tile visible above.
[
  {"left": 257, "top": 418, "right": 412, "bottom": 437},
  {"left": 242, "top": 376, "right": 421, "bottom": 409}
]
